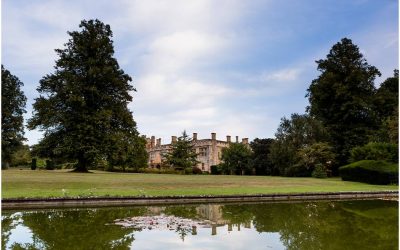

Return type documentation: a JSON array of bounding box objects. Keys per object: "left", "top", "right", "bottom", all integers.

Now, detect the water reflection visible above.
[{"left": 2, "top": 200, "right": 398, "bottom": 250}]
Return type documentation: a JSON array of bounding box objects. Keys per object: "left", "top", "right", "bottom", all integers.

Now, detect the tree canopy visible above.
[
  {"left": 306, "top": 38, "right": 381, "bottom": 168},
  {"left": 269, "top": 113, "right": 329, "bottom": 176},
  {"left": 374, "top": 70, "right": 398, "bottom": 120},
  {"left": 220, "top": 142, "right": 253, "bottom": 175},
  {"left": 1, "top": 65, "right": 27, "bottom": 169},
  {"left": 372, "top": 70, "right": 399, "bottom": 144},
  {"left": 28, "top": 19, "right": 142, "bottom": 172}
]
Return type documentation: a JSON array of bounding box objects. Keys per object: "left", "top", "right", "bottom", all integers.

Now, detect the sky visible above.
[{"left": 2, "top": 0, "right": 398, "bottom": 146}]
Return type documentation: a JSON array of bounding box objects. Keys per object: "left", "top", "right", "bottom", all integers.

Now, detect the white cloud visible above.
[
  {"left": 2, "top": 1, "right": 82, "bottom": 74},
  {"left": 117, "top": 0, "right": 248, "bottom": 33},
  {"left": 260, "top": 68, "right": 302, "bottom": 82},
  {"left": 144, "top": 30, "right": 229, "bottom": 73}
]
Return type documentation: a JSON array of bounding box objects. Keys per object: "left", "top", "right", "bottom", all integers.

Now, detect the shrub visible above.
[
  {"left": 192, "top": 167, "right": 203, "bottom": 174},
  {"left": 35, "top": 158, "right": 47, "bottom": 169},
  {"left": 31, "top": 158, "right": 37, "bottom": 170},
  {"left": 210, "top": 165, "right": 222, "bottom": 175},
  {"left": 285, "top": 164, "right": 312, "bottom": 177},
  {"left": 184, "top": 168, "right": 193, "bottom": 175},
  {"left": 312, "top": 164, "right": 327, "bottom": 178},
  {"left": 339, "top": 160, "right": 398, "bottom": 185},
  {"left": 350, "top": 142, "right": 398, "bottom": 163}
]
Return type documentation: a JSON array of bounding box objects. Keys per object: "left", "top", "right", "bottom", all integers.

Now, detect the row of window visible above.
[{"left": 149, "top": 147, "right": 221, "bottom": 161}]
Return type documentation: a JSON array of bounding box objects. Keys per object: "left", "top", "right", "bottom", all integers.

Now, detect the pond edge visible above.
[{"left": 2, "top": 191, "right": 398, "bottom": 210}]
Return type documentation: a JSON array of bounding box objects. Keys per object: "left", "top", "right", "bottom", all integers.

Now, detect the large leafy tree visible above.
[
  {"left": 28, "top": 19, "right": 141, "bottom": 172},
  {"left": 250, "top": 138, "right": 276, "bottom": 175},
  {"left": 163, "top": 131, "right": 198, "bottom": 171},
  {"left": 1, "top": 65, "right": 27, "bottom": 169},
  {"left": 306, "top": 38, "right": 381, "bottom": 168},
  {"left": 220, "top": 143, "right": 253, "bottom": 175},
  {"left": 269, "top": 113, "right": 329, "bottom": 176}
]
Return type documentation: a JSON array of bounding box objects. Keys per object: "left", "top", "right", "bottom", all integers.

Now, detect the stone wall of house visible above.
[{"left": 145, "top": 132, "right": 249, "bottom": 172}]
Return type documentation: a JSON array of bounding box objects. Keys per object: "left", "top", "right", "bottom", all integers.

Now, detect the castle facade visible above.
[{"left": 145, "top": 132, "right": 249, "bottom": 172}]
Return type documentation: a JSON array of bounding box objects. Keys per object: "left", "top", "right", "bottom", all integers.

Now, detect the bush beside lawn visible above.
[{"left": 339, "top": 160, "right": 398, "bottom": 185}]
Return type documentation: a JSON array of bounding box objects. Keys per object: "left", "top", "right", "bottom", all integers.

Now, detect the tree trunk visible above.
[{"left": 74, "top": 156, "right": 89, "bottom": 172}]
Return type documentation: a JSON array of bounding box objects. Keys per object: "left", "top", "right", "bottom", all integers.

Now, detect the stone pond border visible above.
[{"left": 2, "top": 191, "right": 398, "bottom": 210}]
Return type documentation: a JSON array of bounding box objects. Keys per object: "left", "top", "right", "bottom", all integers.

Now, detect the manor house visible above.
[{"left": 145, "top": 132, "right": 249, "bottom": 172}]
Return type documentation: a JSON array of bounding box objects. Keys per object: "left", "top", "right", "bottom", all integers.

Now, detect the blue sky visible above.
[{"left": 2, "top": 0, "right": 398, "bottom": 145}]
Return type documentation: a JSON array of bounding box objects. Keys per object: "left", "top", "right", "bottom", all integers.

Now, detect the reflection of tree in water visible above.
[
  {"left": 2, "top": 213, "right": 22, "bottom": 249},
  {"left": 9, "top": 207, "right": 147, "bottom": 250},
  {"left": 247, "top": 200, "right": 398, "bottom": 250},
  {"left": 164, "top": 206, "right": 198, "bottom": 241},
  {"left": 221, "top": 204, "right": 254, "bottom": 225},
  {"left": 163, "top": 205, "right": 198, "bottom": 220}
]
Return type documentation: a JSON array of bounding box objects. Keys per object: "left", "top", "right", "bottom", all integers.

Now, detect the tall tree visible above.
[
  {"left": 1, "top": 65, "right": 27, "bottom": 169},
  {"left": 28, "top": 19, "right": 141, "bottom": 172},
  {"left": 250, "top": 138, "right": 276, "bottom": 175},
  {"left": 163, "top": 131, "right": 198, "bottom": 171},
  {"left": 306, "top": 38, "right": 381, "bottom": 169}
]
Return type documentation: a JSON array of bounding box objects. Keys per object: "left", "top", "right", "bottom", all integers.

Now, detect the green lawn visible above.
[{"left": 2, "top": 169, "right": 398, "bottom": 199}]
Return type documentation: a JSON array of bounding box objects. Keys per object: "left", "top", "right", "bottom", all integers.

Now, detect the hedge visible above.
[{"left": 339, "top": 160, "right": 398, "bottom": 185}]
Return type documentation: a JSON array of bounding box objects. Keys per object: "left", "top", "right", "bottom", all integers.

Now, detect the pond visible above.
[{"left": 2, "top": 199, "right": 398, "bottom": 250}]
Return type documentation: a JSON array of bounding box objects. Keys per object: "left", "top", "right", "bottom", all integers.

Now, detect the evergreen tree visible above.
[
  {"left": 1, "top": 65, "right": 27, "bottom": 169},
  {"left": 306, "top": 38, "right": 381, "bottom": 170},
  {"left": 163, "top": 131, "right": 198, "bottom": 171},
  {"left": 28, "top": 19, "right": 141, "bottom": 172}
]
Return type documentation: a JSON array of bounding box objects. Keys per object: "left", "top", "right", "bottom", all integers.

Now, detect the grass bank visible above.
[{"left": 2, "top": 169, "right": 398, "bottom": 199}]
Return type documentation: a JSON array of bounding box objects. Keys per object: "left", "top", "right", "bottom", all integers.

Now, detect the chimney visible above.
[
  {"left": 157, "top": 138, "right": 161, "bottom": 146},
  {"left": 242, "top": 138, "right": 249, "bottom": 144},
  {"left": 236, "top": 136, "right": 239, "bottom": 143},
  {"left": 211, "top": 132, "right": 216, "bottom": 141},
  {"left": 171, "top": 136, "right": 177, "bottom": 144},
  {"left": 193, "top": 133, "right": 198, "bottom": 141},
  {"left": 151, "top": 136, "right": 155, "bottom": 148},
  {"left": 226, "top": 135, "right": 231, "bottom": 143}
]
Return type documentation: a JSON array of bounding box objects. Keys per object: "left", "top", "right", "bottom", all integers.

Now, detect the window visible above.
[
  {"left": 198, "top": 147, "right": 207, "bottom": 157},
  {"left": 202, "top": 163, "right": 205, "bottom": 170}
]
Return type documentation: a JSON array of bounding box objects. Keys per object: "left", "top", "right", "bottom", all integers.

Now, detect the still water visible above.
[{"left": 2, "top": 200, "right": 398, "bottom": 250}]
